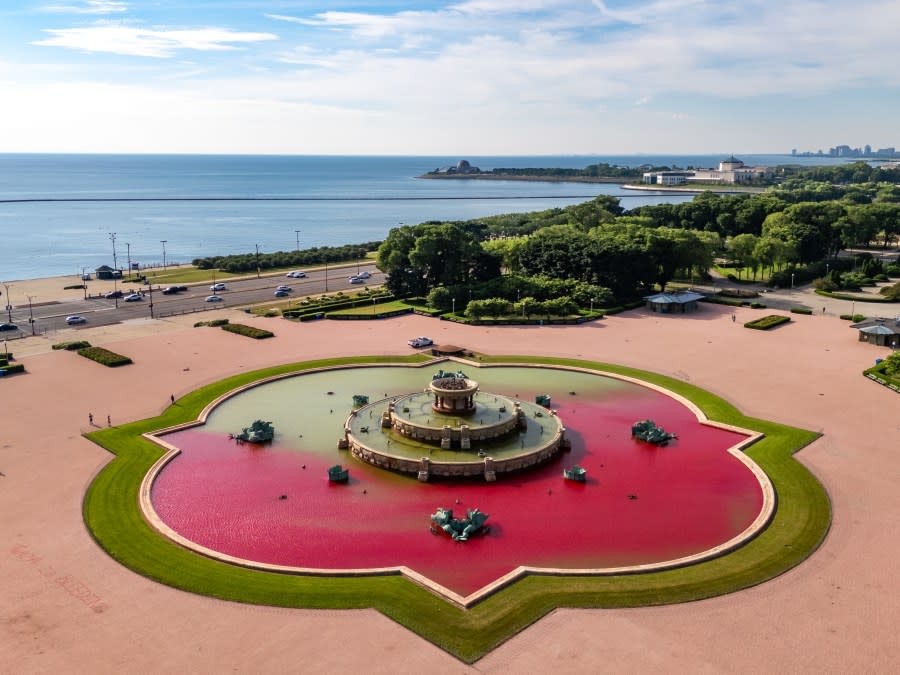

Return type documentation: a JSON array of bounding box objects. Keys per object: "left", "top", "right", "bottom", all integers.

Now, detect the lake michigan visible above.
[{"left": 0, "top": 153, "right": 848, "bottom": 280}]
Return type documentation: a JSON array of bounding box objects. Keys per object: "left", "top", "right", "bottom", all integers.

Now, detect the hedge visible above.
[
  {"left": 77, "top": 346, "right": 133, "bottom": 367},
  {"left": 194, "top": 319, "right": 230, "bottom": 328},
  {"left": 839, "top": 314, "right": 868, "bottom": 322},
  {"left": 63, "top": 284, "right": 86, "bottom": 290},
  {"left": 52, "top": 340, "right": 92, "bottom": 351},
  {"left": 790, "top": 307, "right": 813, "bottom": 315},
  {"left": 0, "top": 363, "right": 25, "bottom": 374},
  {"left": 744, "top": 315, "right": 791, "bottom": 330},
  {"left": 326, "top": 308, "right": 413, "bottom": 321},
  {"left": 814, "top": 288, "right": 898, "bottom": 303},
  {"left": 220, "top": 323, "right": 274, "bottom": 339},
  {"left": 282, "top": 294, "right": 394, "bottom": 319}
]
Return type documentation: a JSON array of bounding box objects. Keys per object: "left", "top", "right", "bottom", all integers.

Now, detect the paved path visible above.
[{"left": 1, "top": 296, "right": 898, "bottom": 673}]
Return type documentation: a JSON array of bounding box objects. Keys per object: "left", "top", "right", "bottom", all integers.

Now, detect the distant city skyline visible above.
[
  {"left": 1, "top": 1, "right": 899, "bottom": 155},
  {"left": 792, "top": 144, "right": 898, "bottom": 158}
]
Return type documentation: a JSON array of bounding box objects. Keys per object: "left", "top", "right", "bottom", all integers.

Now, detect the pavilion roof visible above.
[{"left": 644, "top": 291, "right": 705, "bottom": 304}]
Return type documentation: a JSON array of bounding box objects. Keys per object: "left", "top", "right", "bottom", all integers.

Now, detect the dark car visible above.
[
  {"left": 161, "top": 287, "right": 178, "bottom": 294},
  {"left": 104, "top": 290, "right": 124, "bottom": 299},
  {"left": 0, "top": 322, "right": 18, "bottom": 331},
  {"left": 175, "top": 286, "right": 188, "bottom": 292}
]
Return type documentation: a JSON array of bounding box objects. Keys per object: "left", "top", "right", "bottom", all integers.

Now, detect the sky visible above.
[{"left": 1, "top": 0, "right": 899, "bottom": 155}]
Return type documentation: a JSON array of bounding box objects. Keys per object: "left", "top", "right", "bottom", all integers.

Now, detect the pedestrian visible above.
[
  {"left": 107, "top": 415, "right": 111, "bottom": 426},
  {"left": 732, "top": 313, "right": 736, "bottom": 323},
  {"left": 822, "top": 306, "right": 826, "bottom": 314},
  {"left": 170, "top": 394, "right": 175, "bottom": 404},
  {"left": 88, "top": 412, "right": 93, "bottom": 425}
]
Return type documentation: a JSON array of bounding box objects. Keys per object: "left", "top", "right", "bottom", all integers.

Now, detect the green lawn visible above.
[
  {"left": 326, "top": 299, "right": 413, "bottom": 316},
  {"left": 83, "top": 354, "right": 829, "bottom": 663}
]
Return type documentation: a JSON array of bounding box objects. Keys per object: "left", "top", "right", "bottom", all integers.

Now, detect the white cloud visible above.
[
  {"left": 33, "top": 25, "right": 278, "bottom": 58},
  {"left": 39, "top": 0, "right": 127, "bottom": 14}
]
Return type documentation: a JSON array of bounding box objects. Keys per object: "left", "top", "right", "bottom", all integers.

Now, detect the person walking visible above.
[
  {"left": 88, "top": 412, "right": 93, "bottom": 425},
  {"left": 107, "top": 415, "right": 111, "bottom": 426}
]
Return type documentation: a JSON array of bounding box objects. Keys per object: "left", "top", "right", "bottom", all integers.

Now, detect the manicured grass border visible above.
[
  {"left": 815, "top": 288, "right": 899, "bottom": 303},
  {"left": 83, "top": 354, "right": 830, "bottom": 663},
  {"left": 220, "top": 323, "right": 274, "bottom": 339}
]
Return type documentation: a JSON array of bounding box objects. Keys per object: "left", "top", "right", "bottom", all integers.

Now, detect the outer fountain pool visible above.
[{"left": 148, "top": 363, "right": 769, "bottom": 601}]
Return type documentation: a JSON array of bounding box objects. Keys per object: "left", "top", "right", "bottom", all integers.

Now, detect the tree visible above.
[{"left": 727, "top": 233, "right": 759, "bottom": 279}]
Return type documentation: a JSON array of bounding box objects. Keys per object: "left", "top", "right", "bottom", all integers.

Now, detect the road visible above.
[{"left": 1, "top": 262, "right": 384, "bottom": 337}]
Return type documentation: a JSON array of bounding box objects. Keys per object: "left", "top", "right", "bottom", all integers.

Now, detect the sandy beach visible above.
[{"left": 1, "top": 275, "right": 898, "bottom": 673}]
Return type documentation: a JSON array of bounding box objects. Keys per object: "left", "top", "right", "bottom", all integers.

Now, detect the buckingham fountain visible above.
[{"left": 340, "top": 368, "right": 569, "bottom": 482}]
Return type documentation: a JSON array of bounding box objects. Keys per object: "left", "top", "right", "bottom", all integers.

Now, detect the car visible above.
[
  {"left": 205, "top": 295, "right": 223, "bottom": 302},
  {"left": 348, "top": 276, "right": 365, "bottom": 284},
  {"left": 65, "top": 315, "right": 87, "bottom": 325},
  {"left": 210, "top": 283, "right": 226, "bottom": 291},
  {"left": 356, "top": 270, "right": 372, "bottom": 279},
  {"left": 161, "top": 287, "right": 178, "bottom": 295},
  {"left": 273, "top": 290, "right": 290, "bottom": 297},
  {"left": 407, "top": 337, "right": 433, "bottom": 348},
  {"left": 276, "top": 285, "right": 292, "bottom": 292},
  {"left": 286, "top": 271, "right": 307, "bottom": 278},
  {"left": 0, "top": 322, "right": 18, "bottom": 331},
  {"left": 104, "top": 290, "right": 123, "bottom": 299},
  {"left": 175, "top": 286, "right": 188, "bottom": 292},
  {"left": 124, "top": 293, "right": 143, "bottom": 302}
]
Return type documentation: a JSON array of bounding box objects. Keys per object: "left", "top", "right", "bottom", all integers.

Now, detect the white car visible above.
[
  {"left": 205, "top": 295, "right": 223, "bottom": 302},
  {"left": 276, "top": 285, "right": 292, "bottom": 291},
  {"left": 407, "top": 337, "right": 433, "bottom": 348},
  {"left": 356, "top": 270, "right": 372, "bottom": 279},
  {"left": 348, "top": 276, "right": 365, "bottom": 284},
  {"left": 124, "top": 293, "right": 143, "bottom": 302},
  {"left": 65, "top": 315, "right": 87, "bottom": 325},
  {"left": 210, "top": 283, "right": 226, "bottom": 291},
  {"left": 287, "top": 271, "right": 306, "bottom": 278}
]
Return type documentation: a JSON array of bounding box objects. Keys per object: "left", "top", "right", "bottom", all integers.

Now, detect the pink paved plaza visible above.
[{"left": 2, "top": 299, "right": 898, "bottom": 673}]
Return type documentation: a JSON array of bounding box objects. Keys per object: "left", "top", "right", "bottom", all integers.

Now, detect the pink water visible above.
[{"left": 152, "top": 372, "right": 763, "bottom": 597}]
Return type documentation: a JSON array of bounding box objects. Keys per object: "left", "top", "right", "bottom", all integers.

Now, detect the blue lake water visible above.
[{"left": 0, "top": 153, "right": 851, "bottom": 280}]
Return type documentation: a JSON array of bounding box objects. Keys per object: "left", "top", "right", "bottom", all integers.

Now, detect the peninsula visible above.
[{"left": 418, "top": 159, "right": 665, "bottom": 183}]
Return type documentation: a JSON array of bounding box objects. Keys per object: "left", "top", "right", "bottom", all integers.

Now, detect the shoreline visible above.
[{"left": 418, "top": 173, "right": 768, "bottom": 194}]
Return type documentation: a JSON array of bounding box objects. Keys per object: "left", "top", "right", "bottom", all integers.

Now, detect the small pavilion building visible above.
[
  {"left": 644, "top": 290, "right": 704, "bottom": 314},
  {"left": 850, "top": 317, "right": 900, "bottom": 348}
]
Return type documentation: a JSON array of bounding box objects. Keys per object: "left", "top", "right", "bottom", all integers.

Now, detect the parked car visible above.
[
  {"left": 210, "top": 283, "right": 226, "bottom": 291},
  {"left": 65, "top": 315, "right": 87, "bottom": 325},
  {"left": 205, "top": 295, "right": 223, "bottom": 302},
  {"left": 274, "top": 290, "right": 290, "bottom": 297},
  {"left": 348, "top": 276, "right": 365, "bottom": 284},
  {"left": 276, "top": 285, "right": 292, "bottom": 291},
  {"left": 104, "top": 290, "right": 123, "bottom": 299},
  {"left": 124, "top": 293, "right": 143, "bottom": 302},
  {"left": 407, "top": 336, "right": 433, "bottom": 348},
  {"left": 0, "top": 322, "right": 18, "bottom": 331}
]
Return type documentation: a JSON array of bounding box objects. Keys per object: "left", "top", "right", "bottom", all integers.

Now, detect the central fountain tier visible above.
[{"left": 341, "top": 369, "right": 569, "bottom": 482}]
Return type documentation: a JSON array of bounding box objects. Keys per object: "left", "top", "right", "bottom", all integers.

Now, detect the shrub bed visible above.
[
  {"left": 0, "top": 362, "right": 25, "bottom": 375},
  {"left": 790, "top": 307, "right": 813, "bottom": 315},
  {"left": 814, "top": 288, "right": 898, "bottom": 303},
  {"left": 52, "top": 340, "right": 92, "bottom": 351},
  {"left": 63, "top": 284, "right": 86, "bottom": 290},
  {"left": 745, "top": 315, "right": 791, "bottom": 330},
  {"left": 77, "top": 346, "right": 133, "bottom": 367},
  {"left": 702, "top": 296, "right": 748, "bottom": 307},
  {"left": 221, "top": 323, "right": 274, "bottom": 339}
]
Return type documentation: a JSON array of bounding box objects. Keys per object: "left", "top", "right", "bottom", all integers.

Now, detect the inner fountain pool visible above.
[{"left": 149, "top": 363, "right": 767, "bottom": 600}]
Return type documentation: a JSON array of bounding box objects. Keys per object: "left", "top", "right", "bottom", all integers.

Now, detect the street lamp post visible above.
[
  {"left": 590, "top": 297, "right": 594, "bottom": 313},
  {"left": 2, "top": 283, "right": 11, "bottom": 322},
  {"left": 295, "top": 230, "right": 301, "bottom": 252},
  {"left": 791, "top": 272, "right": 795, "bottom": 288},
  {"left": 126, "top": 242, "right": 131, "bottom": 277},
  {"left": 255, "top": 243, "right": 261, "bottom": 279},
  {"left": 27, "top": 295, "right": 35, "bottom": 335},
  {"left": 372, "top": 297, "right": 376, "bottom": 315},
  {"left": 113, "top": 276, "right": 119, "bottom": 309},
  {"left": 452, "top": 297, "right": 456, "bottom": 315},
  {"left": 148, "top": 283, "right": 154, "bottom": 319},
  {"left": 109, "top": 232, "right": 117, "bottom": 271},
  {"left": 324, "top": 257, "right": 329, "bottom": 293},
  {"left": 161, "top": 240, "right": 168, "bottom": 272}
]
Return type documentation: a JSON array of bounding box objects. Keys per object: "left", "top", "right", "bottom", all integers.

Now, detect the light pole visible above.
[
  {"left": 113, "top": 276, "right": 119, "bottom": 309},
  {"left": 452, "top": 297, "right": 456, "bottom": 315},
  {"left": 82, "top": 268, "right": 88, "bottom": 300},
  {"left": 522, "top": 298, "right": 527, "bottom": 317},
  {"left": 2, "top": 282, "right": 11, "bottom": 322},
  {"left": 295, "top": 230, "right": 301, "bottom": 252},
  {"left": 324, "top": 257, "right": 329, "bottom": 293},
  {"left": 255, "top": 243, "right": 261, "bottom": 279},
  {"left": 148, "top": 283, "right": 154, "bottom": 319},
  {"left": 109, "top": 232, "right": 117, "bottom": 271},
  {"left": 161, "top": 240, "right": 167, "bottom": 272},
  {"left": 26, "top": 295, "right": 35, "bottom": 335},
  {"left": 791, "top": 272, "right": 795, "bottom": 289},
  {"left": 126, "top": 242, "right": 131, "bottom": 277},
  {"left": 590, "top": 297, "right": 594, "bottom": 313},
  {"left": 372, "top": 296, "right": 376, "bottom": 315}
]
